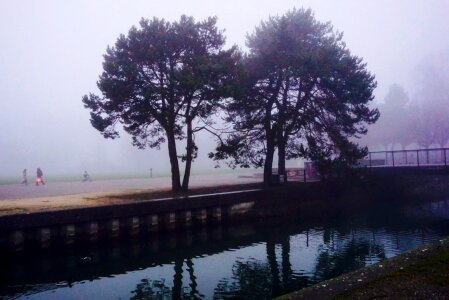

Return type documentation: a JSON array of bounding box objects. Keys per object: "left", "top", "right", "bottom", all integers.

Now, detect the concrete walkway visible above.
[{"left": 0, "top": 173, "right": 261, "bottom": 215}]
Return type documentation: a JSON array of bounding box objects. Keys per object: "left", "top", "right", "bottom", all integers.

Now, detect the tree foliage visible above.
[
  {"left": 83, "top": 16, "right": 239, "bottom": 191},
  {"left": 210, "top": 8, "right": 379, "bottom": 184}
]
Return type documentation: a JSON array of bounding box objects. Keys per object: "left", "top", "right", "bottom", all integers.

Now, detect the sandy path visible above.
[{"left": 0, "top": 173, "right": 261, "bottom": 215}]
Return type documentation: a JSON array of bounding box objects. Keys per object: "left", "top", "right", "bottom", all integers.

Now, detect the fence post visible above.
[
  {"left": 303, "top": 168, "right": 306, "bottom": 183},
  {"left": 405, "top": 151, "right": 408, "bottom": 165},
  {"left": 392, "top": 151, "right": 395, "bottom": 167},
  {"left": 417, "top": 150, "right": 420, "bottom": 166},
  {"left": 369, "top": 152, "right": 372, "bottom": 167}
]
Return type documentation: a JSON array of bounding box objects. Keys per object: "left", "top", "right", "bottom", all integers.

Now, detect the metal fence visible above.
[
  {"left": 361, "top": 148, "right": 449, "bottom": 168},
  {"left": 272, "top": 168, "right": 321, "bottom": 182}
]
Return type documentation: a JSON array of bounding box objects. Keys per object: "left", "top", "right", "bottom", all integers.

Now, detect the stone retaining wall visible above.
[{"left": 0, "top": 187, "right": 309, "bottom": 252}]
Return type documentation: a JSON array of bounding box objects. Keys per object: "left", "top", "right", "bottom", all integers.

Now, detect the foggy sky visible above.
[{"left": 1, "top": 0, "right": 448, "bottom": 177}]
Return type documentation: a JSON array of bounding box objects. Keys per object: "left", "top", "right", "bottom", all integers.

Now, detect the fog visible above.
[
  {"left": 364, "top": 52, "right": 449, "bottom": 151},
  {"left": 1, "top": 0, "right": 448, "bottom": 178}
]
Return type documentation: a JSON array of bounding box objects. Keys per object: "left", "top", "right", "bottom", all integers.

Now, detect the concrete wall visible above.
[{"left": 0, "top": 185, "right": 319, "bottom": 252}]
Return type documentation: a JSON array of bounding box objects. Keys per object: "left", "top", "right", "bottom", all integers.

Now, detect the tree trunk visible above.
[
  {"left": 264, "top": 137, "right": 275, "bottom": 186},
  {"left": 182, "top": 120, "right": 193, "bottom": 191},
  {"left": 278, "top": 136, "right": 287, "bottom": 183},
  {"left": 167, "top": 129, "right": 182, "bottom": 191},
  {"left": 277, "top": 82, "right": 288, "bottom": 183}
]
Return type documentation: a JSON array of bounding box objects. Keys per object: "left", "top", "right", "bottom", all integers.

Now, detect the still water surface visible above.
[{"left": 1, "top": 199, "right": 449, "bottom": 299}]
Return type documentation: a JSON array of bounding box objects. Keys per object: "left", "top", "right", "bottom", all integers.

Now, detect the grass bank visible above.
[{"left": 278, "top": 236, "right": 449, "bottom": 299}]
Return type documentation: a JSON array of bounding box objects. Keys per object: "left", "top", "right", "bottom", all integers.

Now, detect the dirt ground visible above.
[{"left": 0, "top": 173, "right": 261, "bottom": 216}]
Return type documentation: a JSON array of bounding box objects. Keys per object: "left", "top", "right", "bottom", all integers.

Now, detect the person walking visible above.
[
  {"left": 21, "top": 168, "right": 28, "bottom": 185},
  {"left": 36, "top": 167, "right": 45, "bottom": 186},
  {"left": 82, "top": 170, "right": 91, "bottom": 182}
]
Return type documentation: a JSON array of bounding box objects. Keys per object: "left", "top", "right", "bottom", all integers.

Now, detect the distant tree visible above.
[
  {"left": 383, "top": 84, "right": 414, "bottom": 150},
  {"left": 211, "top": 8, "right": 378, "bottom": 184},
  {"left": 83, "top": 16, "right": 239, "bottom": 191},
  {"left": 410, "top": 99, "right": 448, "bottom": 166},
  {"left": 367, "top": 84, "right": 412, "bottom": 151},
  {"left": 412, "top": 53, "right": 449, "bottom": 148},
  {"left": 431, "top": 108, "right": 449, "bottom": 148},
  {"left": 413, "top": 104, "right": 435, "bottom": 149}
]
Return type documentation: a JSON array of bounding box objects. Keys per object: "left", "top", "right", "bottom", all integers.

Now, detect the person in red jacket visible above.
[{"left": 36, "top": 167, "right": 45, "bottom": 186}]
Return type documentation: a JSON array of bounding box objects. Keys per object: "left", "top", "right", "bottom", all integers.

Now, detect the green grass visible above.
[
  {"left": 331, "top": 249, "right": 449, "bottom": 299},
  {"left": 394, "top": 250, "right": 449, "bottom": 286},
  {"left": 0, "top": 168, "right": 256, "bottom": 185},
  {"left": 0, "top": 172, "right": 167, "bottom": 185}
]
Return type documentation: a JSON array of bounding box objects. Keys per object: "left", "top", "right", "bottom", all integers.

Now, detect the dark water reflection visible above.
[{"left": 1, "top": 199, "right": 449, "bottom": 299}]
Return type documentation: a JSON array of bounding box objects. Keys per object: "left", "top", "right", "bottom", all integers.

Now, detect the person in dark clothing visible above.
[
  {"left": 82, "top": 170, "right": 91, "bottom": 182},
  {"left": 21, "top": 168, "right": 28, "bottom": 185},
  {"left": 36, "top": 167, "right": 45, "bottom": 186}
]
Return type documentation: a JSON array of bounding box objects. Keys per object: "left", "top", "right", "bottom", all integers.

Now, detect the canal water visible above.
[{"left": 1, "top": 198, "right": 449, "bottom": 299}]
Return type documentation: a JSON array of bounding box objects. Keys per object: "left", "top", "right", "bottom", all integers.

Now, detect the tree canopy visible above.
[
  {"left": 83, "top": 15, "right": 239, "bottom": 191},
  {"left": 83, "top": 9, "right": 380, "bottom": 188},
  {"left": 210, "top": 8, "right": 379, "bottom": 184}
]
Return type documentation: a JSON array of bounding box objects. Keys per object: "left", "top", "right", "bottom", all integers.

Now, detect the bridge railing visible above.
[{"left": 361, "top": 148, "right": 449, "bottom": 168}]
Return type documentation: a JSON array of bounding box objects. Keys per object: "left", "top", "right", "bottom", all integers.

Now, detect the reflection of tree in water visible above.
[
  {"left": 314, "top": 239, "right": 386, "bottom": 281},
  {"left": 213, "top": 258, "right": 272, "bottom": 300},
  {"left": 130, "top": 278, "right": 171, "bottom": 300},
  {"left": 130, "top": 258, "right": 203, "bottom": 300},
  {"left": 214, "top": 237, "right": 312, "bottom": 299}
]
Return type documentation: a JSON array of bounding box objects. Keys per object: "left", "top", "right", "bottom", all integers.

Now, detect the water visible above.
[{"left": 1, "top": 199, "right": 449, "bottom": 299}]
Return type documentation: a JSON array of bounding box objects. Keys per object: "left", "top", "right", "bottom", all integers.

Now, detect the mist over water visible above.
[{"left": 1, "top": 0, "right": 448, "bottom": 178}]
